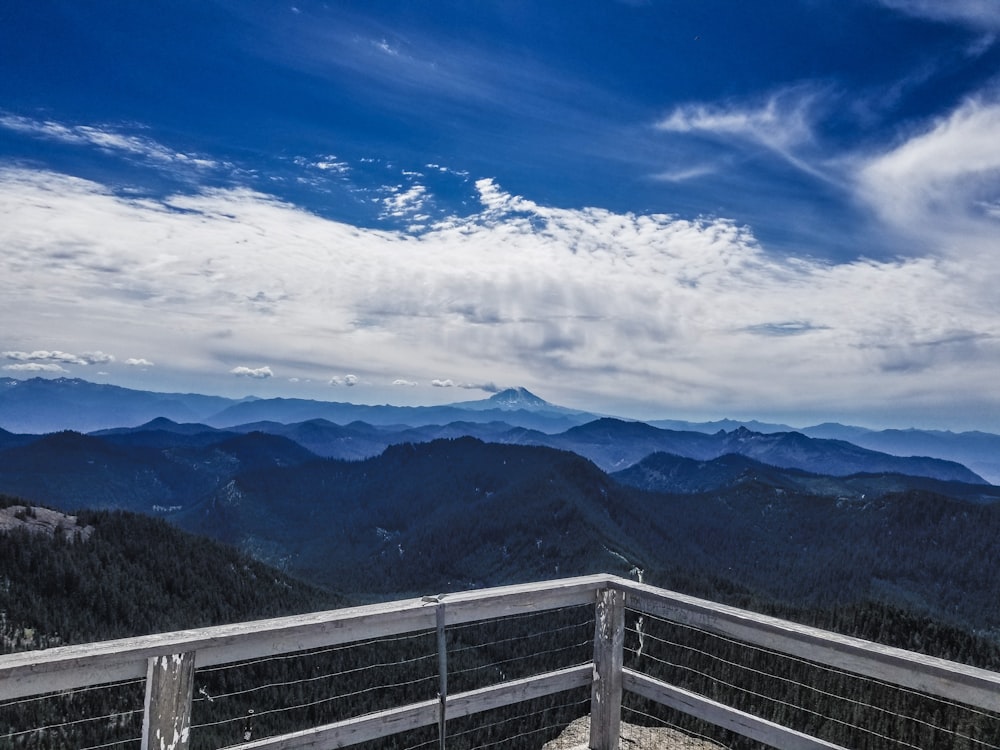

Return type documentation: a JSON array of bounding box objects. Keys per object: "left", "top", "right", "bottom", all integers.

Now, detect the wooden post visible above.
[
  {"left": 142, "top": 651, "right": 196, "bottom": 750},
  {"left": 590, "top": 587, "right": 624, "bottom": 750},
  {"left": 436, "top": 603, "right": 448, "bottom": 750}
]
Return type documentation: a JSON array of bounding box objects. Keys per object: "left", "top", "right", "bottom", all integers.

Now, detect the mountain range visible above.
[
  {"left": 2, "top": 376, "right": 1000, "bottom": 636},
  {"left": 2, "top": 377, "right": 998, "bottom": 482},
  {"left": 0, "top": 378, "right": 590, "bottom": 434}
]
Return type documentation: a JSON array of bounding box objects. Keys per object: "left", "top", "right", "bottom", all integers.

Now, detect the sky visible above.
[{"left": 2, "top": 0, "right": 1000, "bottom": 431}]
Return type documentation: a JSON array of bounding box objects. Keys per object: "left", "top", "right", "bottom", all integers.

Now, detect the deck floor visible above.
[{"left": 543, "top": 716, "right": 725, "bottom": 749}]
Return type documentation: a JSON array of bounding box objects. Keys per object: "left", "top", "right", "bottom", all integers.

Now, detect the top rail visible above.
[
  {"left": 614, "top": 579, "right": 1000, "bottom": 714},
  {"left": 0, "top": 573, "right": 614, "bottom": 700}
]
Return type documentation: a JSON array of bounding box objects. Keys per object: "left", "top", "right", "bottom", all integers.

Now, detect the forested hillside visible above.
[
  {"left": 0, "top": 429, "right": 318, "bottom": 512},
  {"left": 155, "top": 437, "right": 1000, "bottom": 635},
  {"left": 0, "top": 495, "right": 341, "bottom": 653}
]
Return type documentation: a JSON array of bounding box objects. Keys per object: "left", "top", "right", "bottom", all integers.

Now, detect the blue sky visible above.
[{"left": 2, "top": 0, "right": 1000, "bottom": 430}]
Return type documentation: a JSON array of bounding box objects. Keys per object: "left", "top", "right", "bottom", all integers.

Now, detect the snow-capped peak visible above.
[{"left": 487, "top": 387, "right": 549, "bottom": 410}]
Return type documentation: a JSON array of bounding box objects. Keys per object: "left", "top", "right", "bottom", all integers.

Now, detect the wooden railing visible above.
[{"left": 2, "top": 574, "right": 999, "bottom": 749}]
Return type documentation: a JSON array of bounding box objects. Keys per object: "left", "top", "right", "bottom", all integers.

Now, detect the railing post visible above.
[
  {"left": 141, "top": 651, "right": 196, "bottom": 750},
  {"left": 436, "top": 602, "right": 448, "bottom": 750},
  {"left": 590, "top": 586, "right": 624, "bottom": 750}
]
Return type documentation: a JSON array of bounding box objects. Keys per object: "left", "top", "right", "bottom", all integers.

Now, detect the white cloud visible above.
[
  {"left": 475, "top": 178, "right": 521, "bottom": 213},
  {"left": 858, "top": 96, "right": 1000, "bottom": 247},
  {"left": 125, "top": 358, "right": 155, "bottom": 367},
  {"left": 330, "top": 374, "right": 359, "bottom": 386},
  {"left": 381, "top": 184, "right": 428, "bottom": 219},
  {"left": 426, "top": 163, "right": 469, "bottom": 178},
  {"left": 3, "top": 167, "right": 1000, "bottom": 429},
  {"left": 2, "top": 363, "right": 69, "bottom": 373},
  {"left": 231, "top": 366, "right": 274, "bottom": 378},
  {"left": 81, "top": 351, "right": 115, "bottom": 364},
  {"left": 392, "top": 379, "right": 418, "bottom": 386}
]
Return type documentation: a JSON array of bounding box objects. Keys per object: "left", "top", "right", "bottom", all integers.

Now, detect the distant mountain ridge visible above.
[
  {"left": 649, "top": 417, "right": 1000, "bottom": 486},
  {"left": 1, "top": 376, "right": 997, "bottom": 483},
  {"left": 611, "top": 452, "right": 1000, "bottom": 504},
  {"left": 1, "top": 414, "right": 996, "bottom": 528},
  {"left": 0, "top": 377, "right": 240, "bottom": 433},
  {"left": 7, "top": 409, "right": 985, "bottom": 490},
  {"left": 524, "top": 419, "right": 986, "bottom": 484}
]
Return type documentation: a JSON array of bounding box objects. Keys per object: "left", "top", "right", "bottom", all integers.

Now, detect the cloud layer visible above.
[{"left": 2, "top": 143, "right": 998, "bottom": 427}]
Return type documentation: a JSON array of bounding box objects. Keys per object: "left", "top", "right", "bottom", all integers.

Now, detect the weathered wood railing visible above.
[{"left": 2, "top": 574, "right": 999, "bottom": 749}]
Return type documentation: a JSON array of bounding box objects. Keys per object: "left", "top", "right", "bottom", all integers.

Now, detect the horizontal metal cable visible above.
[
  {"left": 2, "top": 707, "right": 144, "bottom": 741},
  {"left": 628, "top": 611, "right": 1000, "bottom": 749},
  {"left": 629, "top": 607, "right": 1000, "bottom": 722},
  {"left": 191, "top": 671, "right": 435, "bottom": 730},
  {"left": 447, "top": 639, "right": 591, "bottom": 679},
  {"left": 448, "top": 617, "right": 592, "bottom": 657},
  {"left": 193, "top": 649, "right": 436, "bottom": 703},
  {"left": 77, "top": 737, "right": 142, "bottom": 750},
  {"left": 0, "top": 677, "right": 145, "bottom": 709}
]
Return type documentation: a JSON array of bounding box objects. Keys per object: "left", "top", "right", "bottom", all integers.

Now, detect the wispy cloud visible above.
[
  {"left": 655, "top": 87, "right": 831, "bottom": 181},
  {"left": 877, "top": 0, "right": 1000, "bottom": 31},
  {"left": 430, "top": 380, "right": 499, "bottom": 391},
  {"left": 425, "top": 163, "right": 469, "bottom": 178},
  {"left": 651, "top": 164, "right": 718, "bottom": 183},
  {"left": 250, "top": 6, "right": 616, "bottom": 145},
  {"left": 742, "top": 322, "right": 830, "bottom": 337},
  {"left": 0, "top": 113, "right": 218, "bottom": 170},
  {"left": 125, "top": 358, "right": 155, "bottom": 367},
  {"left": 293, "top": 155, "right": 350, "bottom": 174},
  {"left": 374, "top": 38, "right": 400, "bottom": 57},
  {"left": 460, "top": 382, "right": 500, "bottom": 392},
  {"left": 857, "top": 96, "right": 1000, "bottom": 247}
]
